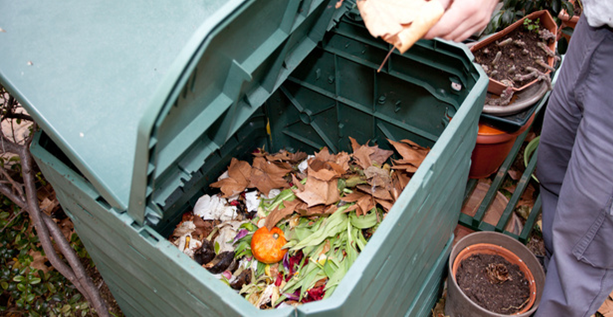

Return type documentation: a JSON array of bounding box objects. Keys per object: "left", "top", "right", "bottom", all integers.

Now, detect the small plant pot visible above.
[
  {"left": 558, "top": 0, "right": 581, "bottom": 30},
  {"left": 470, "top": 10, "right": 557, "bottom": 95},
  {"left": 557, "top": 0, "right": 581, "bottom": 44},
  {"left": 446, "top": 231, "right": 545, "bottom": 317},
  {"left": 469, "top": 112, "right": 535, "bottom": 179}
]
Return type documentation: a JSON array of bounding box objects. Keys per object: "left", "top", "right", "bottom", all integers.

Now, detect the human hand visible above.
[{"left": 423, "top": 0, "right": 499, "bottom": 42}]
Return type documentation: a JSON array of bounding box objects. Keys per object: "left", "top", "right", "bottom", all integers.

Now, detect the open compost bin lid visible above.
[{"left": 0, "top": 0, "right": 348, "bottom": 225}]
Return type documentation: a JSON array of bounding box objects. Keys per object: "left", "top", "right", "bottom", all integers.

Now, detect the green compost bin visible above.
[{"left": 0, "top": 0, "right": 488, "bottom": 316}]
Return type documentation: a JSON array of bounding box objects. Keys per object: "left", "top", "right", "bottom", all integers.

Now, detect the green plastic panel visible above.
[
  {"left": 0, "top": 0, "right": 245, "bottom": 211},
  {"left": 130, "top": 0, "right": 346, "bottom": 225}
]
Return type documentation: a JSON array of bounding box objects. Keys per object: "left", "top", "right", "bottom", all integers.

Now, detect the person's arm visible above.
[{"left": 423, "top": 0, "right": 499, "bottom": 42}]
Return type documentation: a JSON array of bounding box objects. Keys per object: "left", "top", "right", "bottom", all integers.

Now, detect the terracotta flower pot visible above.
[
  {"left": 557, "top": 0, "right": 581, "bottom": 42},
  {"left": 469, "top": 112, "right": 535, "bottom": 179},
  {"left": 558, "top": 0, "right": 581, "bottom": 29},
  {"left": 470, "top": 10, "right": 557, "bottom": 95},
  {"left": 446, "top": 231, "right": 546, "bottom": 317},
  {"left": 451, "top": 243, "right": 537, "bottom": 315}
]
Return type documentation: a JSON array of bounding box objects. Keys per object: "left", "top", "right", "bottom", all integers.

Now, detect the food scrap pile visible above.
[{"left": 169, "top": 137, "right": 429, "bottom": 309}]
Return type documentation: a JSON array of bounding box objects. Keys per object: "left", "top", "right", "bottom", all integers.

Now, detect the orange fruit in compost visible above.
[{"left": 251, "top": 226, "right": 287, "bottom": 264}]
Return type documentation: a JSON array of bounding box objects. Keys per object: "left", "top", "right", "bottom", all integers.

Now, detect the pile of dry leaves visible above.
[{"left": 169, "top": 137, "right": 429, "bottom": 309}]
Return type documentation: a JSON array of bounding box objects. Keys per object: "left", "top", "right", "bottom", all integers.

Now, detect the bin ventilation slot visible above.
[
  {"left": 96, "top": 197, "right": 111, "bottom": 210},
  {"left": 139, "top": 229, "right": 160, "bottom": 244}
]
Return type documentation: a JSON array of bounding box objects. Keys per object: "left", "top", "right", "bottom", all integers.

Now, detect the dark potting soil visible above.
[
  {"left": 456, "top": 253, "right": 531, "bottom": 314},
  {"left": 473, "top": 22, "right": 553, "bottom": 89}
]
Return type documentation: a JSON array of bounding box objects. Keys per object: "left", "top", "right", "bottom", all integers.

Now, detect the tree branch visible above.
[
  {"left": 0, "top": 132, "right": 110, "bottom": 316},
  {"left": 0, "top": 180, "right": 27, "bottom": 209},
  {"left": 0, "top": 168, "right": 26, "bottom": 201},
  {"left": 1, "top": 112, "right": 33, "bottom": 122},
  {"left": 18, "top": 144, "right": 109, "bottom": 316}
]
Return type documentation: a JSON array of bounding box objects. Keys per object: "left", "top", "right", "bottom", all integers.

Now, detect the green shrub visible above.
[{"left": 0, "top": 202, "right": 92, "bottom": 316}]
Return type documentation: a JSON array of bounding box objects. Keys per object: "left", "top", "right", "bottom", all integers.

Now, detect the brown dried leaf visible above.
[
  {"left": 297, "top": 204, "right": 337, "bottom": 217},
  {"left": 376, "top": 198, "right": 394, "bottom": 212},
  {"left": 314, "top": 147, "right": 336, "bottom": 162},
  {"left": 352, "top": 144, "right": 375, "bottom": 169},
  {"left": 210, "top": 158, "right": 252, "bottom": 197},
  {"left": 28, "top": 249, "right": 52, "bottom": 275},
  {"left": 309, "top": 159, "right": 342, "bottom": 181},
  {"left": 350, "top": 138, "right": 391, "bottom": 167},
  {"left": 341, "top": 191, "right": 375, "bottom": 216},
  {"left": 334, "top": 152, "right": 352, "bottom": 171},
  {"left": 249, "top": 157, "right": 292, "bottom": 196},
  {"left": 266, "top": 149, "right": 308, "bottom": 163},
  {"left": 388, "top": 139, "right": 429, "bottom": 165},
  {"left": 57, "top": 217, "right": 74, "bottom": 241},
  {"left": 314, "top": 147, "right": 352, "bottom": 173},
  {"left": 364, "top": 166, "right": 392, "bottom": 190},
  {"left": 349, "top": 137, "right": 363, "bottom": 153},
  {"left": 341, "top": 191, "right": 367, "bottom": 203},
  {"left": 295, "top": 176, "right": 340, "bottom": 207},
  {"left": 40, "top": 197, "right": 59, "bottom": 215},
  {"left": 357, "top": 193, "right": 375, "bottom": 216},
  {"left": 507, "top": 168, "right": 522, "bottom": 181},
  {"left": 357, "top": 184, "right": 393, "bottom": 201},
  {"left": 517, "top": 184, "right": 536, "bottom": 209},
  {"left": 292, "top": 174, "right": 305, "bottom": 191},
  {"left": 391, "top": 163, "right": 419, "bottom": 173},
  {"left": 392, "top": 171, "right": 411, "bottom": 199},
  {"left": 192, "top": 216, "right": 214, "bottom": 238},
  {"left": 265, "top": 199, "right": 301, "bottom": 230}
]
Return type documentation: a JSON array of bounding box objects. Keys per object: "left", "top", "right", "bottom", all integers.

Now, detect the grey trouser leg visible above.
[{"left": 534, "top": 15, "right": 613, "bottom": 317}]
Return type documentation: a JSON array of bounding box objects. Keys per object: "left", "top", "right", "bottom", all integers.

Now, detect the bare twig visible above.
[
  {"left": 0, "top": 209, "right": 24, "bottom": 233},
  {"left": 492, "top": 51, "right": 502, "bottom": 65},
  {"left": 378, "top": 46, "right": 395, "bottom": 73},
  {"left": 539, "top": 29, "right": 556, "bottom": 43},
  {"left": 537, "top": 42, "right": 556, "bottom": 57},
  {"left": 514, "top": 66, "right": 553, "bottom": 90},
  {"left": 2, "top": 112, "right": 33, "bottom": 122},
  {"left": 497, "top": 38, "right": 513, "bottom": 46},
  {"left": 0, "top": 168, "right": 26, "bottom": 201},
  {"left": 501, "top": 297, "right": 530, "bottom": 312},
  {"left": 485, "top": 86, "right": 515, "bottom": 107},
  {"left": 535, "top": 57, "right": 556, "bottom": 72}
]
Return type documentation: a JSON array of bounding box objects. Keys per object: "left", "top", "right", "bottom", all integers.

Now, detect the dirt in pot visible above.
[
  {"left": 456, "top": 253, "right": 531, "bottom": 314},
  {"left": 473, "top": 19, "right": 556, "bottom": 90}
]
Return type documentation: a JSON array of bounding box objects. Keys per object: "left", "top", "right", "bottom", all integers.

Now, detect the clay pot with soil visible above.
[
  {"left": 446, "top": 231, "right": 545, "bottom": 317},
  {"left": 471, "top": 10, "right": 557, "bottom": 99}
]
